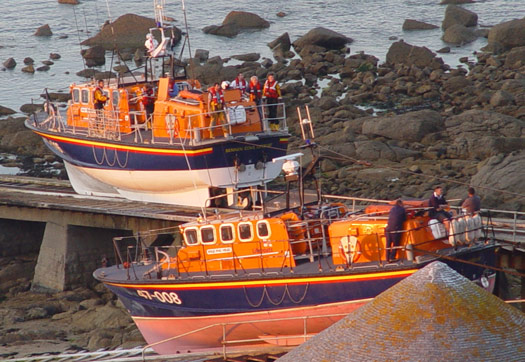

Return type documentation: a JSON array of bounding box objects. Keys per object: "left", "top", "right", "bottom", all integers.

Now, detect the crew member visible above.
[
  {"left": 429, "top": 186, "right": 452, "bottom": 223},
  {"left": 144, "top": 34, "right": 158, "bottom": 56},
  {"left": 263, "top": 73, "right": 281, "bottom": 131},
  {"left": 94, "top": 80, "right": 108, "bottom": 129},
  {"left": 230, "top": 72, "right": 247, "bottom": 95},
  {"left": 208, "top": 82, "right": 226, "bottom": 138},
  {"left": 142, "top": 85, "right": 155, "bottom": 120},
  {"left": 385, "top": 199, "right": 406, "bottom": 262},
  {"left": 461, "top": 187, "right": 481, "bottom": 215},
  {"left": 248, "top": 75, "right": 263, "bottom": 120}
]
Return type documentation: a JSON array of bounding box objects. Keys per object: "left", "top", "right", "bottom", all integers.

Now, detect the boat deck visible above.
[{"left": 94, "top": 242, "right": 495, "bottom": 285}]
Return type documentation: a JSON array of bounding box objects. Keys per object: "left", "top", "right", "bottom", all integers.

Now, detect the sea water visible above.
[{"left": 0, "top": 0, "right": 524, "bottom": 112}]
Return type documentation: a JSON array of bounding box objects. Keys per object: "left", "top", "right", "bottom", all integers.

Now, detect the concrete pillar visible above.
[{"left": 32, "top": 221, "right": 130, "bottom": 292}]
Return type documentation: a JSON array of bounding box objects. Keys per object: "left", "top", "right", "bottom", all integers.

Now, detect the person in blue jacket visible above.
[{"left": 385, "top": 199, "right": 406, "bottom": 262}]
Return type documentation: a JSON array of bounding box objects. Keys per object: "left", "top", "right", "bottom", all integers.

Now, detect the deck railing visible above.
[{"left": 35, "top": 101, "right": 287, "bottom": 146}]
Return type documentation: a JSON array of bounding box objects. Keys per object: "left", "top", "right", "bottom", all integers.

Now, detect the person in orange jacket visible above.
[
  {"left": 263, "top": 73, "right": 281, "bottom": 131},
  {"left": 208, "top": 82, "right": 226, "bottom": 138}
]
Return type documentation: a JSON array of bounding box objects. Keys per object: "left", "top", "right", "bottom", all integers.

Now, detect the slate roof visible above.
[{"left": 277, "top": 261, "right": 525, "bottom": 362}]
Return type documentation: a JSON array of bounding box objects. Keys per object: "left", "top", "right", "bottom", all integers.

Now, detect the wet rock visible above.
[
  {"left": 442, "top": 24, "right": 477, "bottom": 45},
  {"left": 112, "top": 65, "right": 129, "bottom": 75},
  {"left": 3, "top": 58, "right": 16, "bottom": 69},
  {"left": 36, "top": 65, "right": 50, "bottom": 72},
  {"left": 442, "top": 5, "right": 478, "bottom": 30},
  {"left": 232, "top": 53, "right": 260, "bottom": 62},
  {"left": 0, "top": 105, "right": 16, "bottom": 116},
  {"left": 42, "top": 60, "right": 54, "bottom": 66},
  {"left": 49, "top": 53, "right": 61, "bottom": 60},
  {"left": 23, "top": 57, "right": 34, "bottom": 65},
  {"left": 204, "top": 11, "right": 269, "bottom": 38},
  {"left": 293, "top": 27, "right": 352, "bottom": 51},
  {"left": 40, "top": 92, "right": 71, "bottom": 103},
  {"left": 81, "top": 46, "right": 106, "bottom": 67},
  {"left": 440, "top": 0, "right": 474, "bottom": 4},
  {"left": 21, "top": 65, "right": 35, "bottom": 73},
  {"left": 487, "top": 18, "right": 525, "bottom": 53},
  {"left": 402, "top": 19, "right": 438, "bottom": 31},
  {"left": 268, "top": 32, "right": 291, "bottom": 54},
  {"left": 386, "top": 40, "right": 443, "bottom": 69},
  {"left": 362, "top": 109, "right": 443, "bottom": 143},
  {"left": 34, "top": 24, "right": 52, "bottom": 37},
  {"left": 76, "top": 68, "right": 97, "bottom": 78},
  {"left": 58, "top": 0, "right": 80, "bottom": 4},
  {"left": 223, "top": 11, "right": 270, "bottom": 30},
  {"left": 437, "top": 46, "right": 451, "bottom": 53},
  {"left": 20, "top": 103, "right": 44, "bottom": 114},
  {"left": 203, "top": 24, "right": 239, "bottom": 38},
  {"left": 194, "top": 49, "right": 209, "bottom": 63},
  {"left": 82, "top": 14, "right": 181, "bottom": 51}
]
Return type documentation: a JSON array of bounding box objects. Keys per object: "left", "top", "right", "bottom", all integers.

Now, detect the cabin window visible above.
[
  {"left": 112, "top": 91, "right": 119, "bottom": 107},
  {"left": 257, "top": 221, "right": 271, "bottom": 239},
  {"left": 220, "top": 224, "right": 235, "bottom": 244},
  {"left": 238, "top": 222, "right": 253, "bottom": 242},
  {"left": 81, "top": 89, "right": 89, "bottom": 104},
  {"left": 200, "top": 226, "right": 216, "bottom": 245},
  {"left": 72, "top": 89, "right": 80, "bottom": 103},
  {"left": 184, "top": 228, "right": 198, "bottom": 246}
]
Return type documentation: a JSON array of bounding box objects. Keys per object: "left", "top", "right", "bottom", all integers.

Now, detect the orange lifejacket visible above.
[
  {"left": 248, "top": 81, "right": 262, "bottom": 101},
  {"left": 142, "top": 88, "right": 154, "bottom": 106},
  {"left": 264, "top": 79, "right": 279, "bottom": 98},
  {"left": 208, "top": 87, "right": 224, "bottom": 106},
  {"left": 232, "top": 77, "right": 247, "bottom": 93}
]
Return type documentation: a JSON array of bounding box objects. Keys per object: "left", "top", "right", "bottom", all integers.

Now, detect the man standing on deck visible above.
[
  {"left": 263, "top": 73, "right": 281, "bottom": 131},
  {"left": 94, "top": 80, "right": 108, "bottom": 131},
  {"left": 248, "top": 75, "right": 263, "bottom": 120},
  {"left": 385, "top": 199, "right": 406, "bottom": 262},
  {"left": 208, "top": 82, "right": 226, "bottom": 138},
  {"left": 230, "top": 72, "right": 248, "bottom": 96},
  {"left": 461, "top": 187, "right": 481, "bottom": 215}
]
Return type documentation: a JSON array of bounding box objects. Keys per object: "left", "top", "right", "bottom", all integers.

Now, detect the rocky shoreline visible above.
[{"left": 1, "top": 2, "right": 525, "bottom": 357}]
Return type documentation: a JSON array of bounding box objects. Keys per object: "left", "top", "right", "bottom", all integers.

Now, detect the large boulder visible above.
[
  {"left": 470, "top": 151, "right": 525, "bottom": 210},
  {"left": 402, "top": 19, "right": 438, "bottom": 31},
  {"left": 81, "top": 14, "right": 181, "bottom": 51},
  {"left": 268, "top": 32, "right": 291, "bottom": 53},
  {"left": 203, "top": 11, "right": 269, "bottom": 38},
  {"left": 386, "top": 40, "right": 443, "bottom": 69},
  {"left": 293, "top": 27, "right": 352, "bottom": 51},
  {"left": 361, "top": 110, "right": 444, "bottom": 143},
  {"left": 487, "top": 18, "right": 525, "bottom": 52},
  {"left": 442, "top": 24, "right": 477, "bottom": 45},
  {"left": 442, "top": 5, "right": 478, "bottom": 30},
  {"left": 445, "top": 110, "right": 525, "bottom": 159},
  {"left": 222, "top": 11, "right": 270, "bottom": 29},
  {"left": 81, "top": 46, "right": 106, "bottom": 67}
]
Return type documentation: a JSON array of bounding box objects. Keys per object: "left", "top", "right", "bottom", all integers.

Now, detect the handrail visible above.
[{"left": 141, "top": 310, "right": 359, "bottom": 359}]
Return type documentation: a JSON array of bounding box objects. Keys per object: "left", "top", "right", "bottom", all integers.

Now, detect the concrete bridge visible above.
[{"left": 0, "top": 176, "right": 202, "bottom": 292}]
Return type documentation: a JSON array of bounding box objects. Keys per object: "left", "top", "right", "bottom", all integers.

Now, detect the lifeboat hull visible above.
[{"left": 29, "top": 125, "right": 288, "bottom": 206}]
